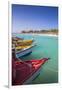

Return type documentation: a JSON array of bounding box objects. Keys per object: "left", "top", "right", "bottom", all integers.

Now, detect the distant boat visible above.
[{"left": 12, "top": 57, "right": 49, "bottom": 85}]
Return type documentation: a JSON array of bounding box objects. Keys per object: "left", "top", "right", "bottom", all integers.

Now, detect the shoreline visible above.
[
  {"left": 20, "top": 33, "right": 58, "bottom": 37},
  {"left": 12, "top": 33, "right": 58, "bottom": 37}
]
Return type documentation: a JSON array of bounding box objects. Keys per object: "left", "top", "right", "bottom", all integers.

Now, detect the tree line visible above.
[{"left": 21, "top": 29, "right": 58, "bottom": 34}]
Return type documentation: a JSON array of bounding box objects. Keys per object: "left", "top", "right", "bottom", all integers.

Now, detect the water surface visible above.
[{"left": 13, "top": 34, "right": 58, "bottom": 84}]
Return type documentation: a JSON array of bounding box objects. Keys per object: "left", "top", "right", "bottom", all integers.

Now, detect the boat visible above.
[
  {"left": 12, "top": 36, "right": 23, "bottom": 44},
  {"left": 15, "top": 40, "right": 36, "bottom": 50},
  {"left": 12, "top": 53, "right": 49, "bottom": 85},
  {"left": 12, "top": 37, "right": 36, "bottom": 58},
  {"left": 12, "top": 37, "right": 34, "bottom": 50},
  {"left": 15, "top": 44, "right": 36, "bottom": 58},
  {"left": 12, "top": 36, "right": 34, "bottom": 46},
  {"left": 16, "top": 38, "right": 34, "bottom": 46},
  {"left": 12, "top": 36, "right": 23, "bottom": 41}
]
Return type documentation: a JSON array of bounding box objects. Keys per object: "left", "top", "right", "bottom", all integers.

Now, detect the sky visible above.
[{"left": 12, "top": 4, "right": 58, "bottom": 33}]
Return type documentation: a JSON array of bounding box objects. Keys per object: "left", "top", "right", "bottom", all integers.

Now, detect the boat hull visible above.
[
  {"left": 12, "top": 58, "right": 49, "bottom": 85},
  {"left": 16, "top": 45, "right": 35, "bottom": 58},
  {"left": 23, "top": 67, "right": 41, "bottom": 84}
]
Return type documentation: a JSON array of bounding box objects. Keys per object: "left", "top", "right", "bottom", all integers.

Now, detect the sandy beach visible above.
[{"left": 20, "top": 33, "right": 58, "bottom": 37}]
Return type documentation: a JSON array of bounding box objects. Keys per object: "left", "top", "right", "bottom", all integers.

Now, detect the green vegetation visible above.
[{"left": 21, "top": 29, "right": 58, "bottom": 35}]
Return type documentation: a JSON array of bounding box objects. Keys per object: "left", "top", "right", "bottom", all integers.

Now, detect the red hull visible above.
[{"left": 12, "top": 58, "right": 49, "bottom": 85}]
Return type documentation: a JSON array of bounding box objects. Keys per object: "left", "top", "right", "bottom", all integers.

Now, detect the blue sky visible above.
[{"left": 12, "top": 4, "right": 58, "bottom": 33}]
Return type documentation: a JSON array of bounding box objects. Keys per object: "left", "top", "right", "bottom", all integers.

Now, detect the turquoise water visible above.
[{"left": 13, "top": 34, "right": 58, "bottom": 84}]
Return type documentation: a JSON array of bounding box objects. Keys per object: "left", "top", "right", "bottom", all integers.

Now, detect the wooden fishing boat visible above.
[
  {"left": 15, "top": 40, "right": 36, "bottom": 50},
  {"left": 16, "top": 38, "right": 34, "bottom": 46},
  {"left": 16, "top": 44, "right": 36, "bottom": 58},
  {"left": 12, "top": 58, "right": 49, "bottom": 85},
  {"left": 12, "top": 36, "right": 23, "bottom": 41},
  {"left": 12, "top": 36, "right": 23, "bottom": 44},
  {"left": 12, "top": 50, "right": 49, "bottom": 85}
]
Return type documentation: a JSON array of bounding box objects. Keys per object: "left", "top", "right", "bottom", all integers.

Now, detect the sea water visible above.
[{"left": 13, "top": 34, "right": 58, "bottom": 84}]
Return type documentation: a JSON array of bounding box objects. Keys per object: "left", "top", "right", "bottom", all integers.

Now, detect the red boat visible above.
[{"left": 12, "top": 57, "right": 49, "bottom": 85}]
